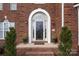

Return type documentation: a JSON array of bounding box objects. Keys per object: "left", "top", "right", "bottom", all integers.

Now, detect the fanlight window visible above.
[{"left": 32, "top": 12, "right": 47, "bottom": 21}]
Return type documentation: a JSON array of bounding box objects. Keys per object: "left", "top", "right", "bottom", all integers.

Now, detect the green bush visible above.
[
  {"left": 59, "top": 26, "right": 72, "bottom": 56},
  {"left": 4, "top": 27, "right": 16, "bottom": 56}
]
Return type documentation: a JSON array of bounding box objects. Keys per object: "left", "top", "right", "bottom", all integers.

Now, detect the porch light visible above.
[
  {"left": 25, "top": 21, "right": 28, "bottom": 24},
  {"left": 4, "top": 16, "right": 7, "bottom": 20},
  {"left": 52, "top": 29, "right": 55, "bottom": 31}
]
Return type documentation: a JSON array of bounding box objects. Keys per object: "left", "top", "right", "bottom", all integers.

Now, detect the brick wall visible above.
[
  {"left": 64, "top": 3, "right": 78, "bottom": 50},
  {"left": 0, "top": 3, "right": 61, "bottom": 45},
  {"left": 0, "top": 3, "right": 78, "bottom": 55}
]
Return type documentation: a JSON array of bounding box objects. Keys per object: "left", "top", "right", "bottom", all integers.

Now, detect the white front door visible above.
[{"left": 36, "top": 21, "right": 43, "bottom": 40}]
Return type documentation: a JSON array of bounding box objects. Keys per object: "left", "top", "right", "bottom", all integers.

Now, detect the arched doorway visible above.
[{"left": 28, "top": 8, "right": 51, "bottom": 43}]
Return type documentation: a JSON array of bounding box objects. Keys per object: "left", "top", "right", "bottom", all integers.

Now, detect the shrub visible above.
[
  {"left": 4, "top": 27, "right": 16, "bottom": 56},
  {"left": 59, "top": 26, "right": 72, "bottom": 56}
]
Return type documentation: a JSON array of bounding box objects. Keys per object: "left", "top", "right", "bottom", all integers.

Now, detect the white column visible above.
[
  {"left": 78, "top": 7, "right": 79, "bottom": 45},
  {"left": 62, "top": 3, "right": 64, "bottom": 27},
  {"left": 48, "top": 17, "right": 51, "bottom": 43},
  {"left": 28, "top": 18, "right": 31, "bottom": 43}
]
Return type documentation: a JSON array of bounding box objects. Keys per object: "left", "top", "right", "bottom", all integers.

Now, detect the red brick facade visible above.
[
  {"left": 0, "top": 3, "right": 61, "bottom": 44},
  {"left": 0, "top": 3, "right": 78, "bottom": 55},
  {"left": 64, "top": 4, "right": 78, "bottom": 50}
]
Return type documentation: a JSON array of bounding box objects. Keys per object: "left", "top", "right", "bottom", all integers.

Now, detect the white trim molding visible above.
[
  {"left": 33, "top": 3, "right": 46, "bottom": 4},
  {"left": 78, "top": 7, "right": 79, "bottom": 45},
  {"left": 62, "top": 3, "right": 64, "bottom": 27},
  {"left": 28, "top": 8, "right": 51, "bottom": 43}
]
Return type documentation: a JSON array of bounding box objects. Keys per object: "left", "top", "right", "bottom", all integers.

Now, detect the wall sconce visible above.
[
  {"left": 52, "top": 29, "right": 55, "bottom": 32},
  {"left": 25, "top": 21, "right": 28, "bottom": 24}
]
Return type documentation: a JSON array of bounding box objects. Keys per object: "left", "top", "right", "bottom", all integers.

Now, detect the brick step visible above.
[
  {"left": 25, "top": 52, "right": 54, "bottom": 56},
  {"left": 22, "top": 48, "right": 55, "bottom": 52},
  {"left": 76, "top": 47, "right": 79, "bottom": 55},
  {"left": 16, "top": 48, "right": 58, "bottom": 56}
]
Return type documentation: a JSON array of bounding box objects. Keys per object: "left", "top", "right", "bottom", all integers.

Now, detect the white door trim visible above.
[
  {"left": 28, "top": 8, "right": 51, "bottom": 43},
  {"left": 78, "top": 7, "right": 79, "bottom": 45}
]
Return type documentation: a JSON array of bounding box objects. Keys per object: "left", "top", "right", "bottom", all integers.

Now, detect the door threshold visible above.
[{"left": 32, "top": 40, "right": 48, "bottom": 45}]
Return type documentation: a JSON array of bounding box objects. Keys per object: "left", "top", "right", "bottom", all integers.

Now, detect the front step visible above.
[
  {"left": 25, "top": 52, "right": 54, "bottom": 56},
  {"left": 32, "top": 40, "right": 47, "bottom": 45},
  {"left": 16, "top": 43, "right": 58, "bottom": 56},
  {"left": 16, "top": 47, "right": 57, "bottom": 56}
]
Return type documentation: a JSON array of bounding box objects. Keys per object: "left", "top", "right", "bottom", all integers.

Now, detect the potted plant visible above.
[
  {"left": 0, "top": 45, "right": 5, "bottom": 55},
  {"left": 51, "top": 37, "right": 58, "bottom": 43},
  {"left": 22, "top": 36, "right": 28, "bottom": 44},
  {"left": 53, "top": 37, "right": 58, "bottom": 43}
]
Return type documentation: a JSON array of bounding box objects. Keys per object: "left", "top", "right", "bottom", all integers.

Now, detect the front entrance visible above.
[
  {"left": 29, "top": 8, "right": 51, "bottom": 43},
  {"left": 32, "top": 12, "right": 47, "bottom": 41}
]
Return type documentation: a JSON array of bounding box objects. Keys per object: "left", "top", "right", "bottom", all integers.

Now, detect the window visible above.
[
  {"left": 0, "top": 22, "right": 3, "bottom": 38},
  {"left": 0, "top": 3, "right": 3, "bottom": 10},
  {"left": 10, "top": 3, "right": 17, "bottom": 10},
  {"left": 4, "top": 22, "right": 9, "bottom": 37},
  {"left": 0, "top": 20, "right": 15, "bottom": 39}
]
